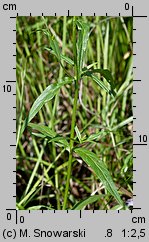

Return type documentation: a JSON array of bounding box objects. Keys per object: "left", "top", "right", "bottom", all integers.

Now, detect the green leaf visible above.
[
  {"left": 75, "top": 125, "right": 82, "bottom": 143},
  {"left": 31, "top": 133, "right": 47, "bottom": 138},
  {"left": 28, "top": 123, "right": 56, "bottom": 138},
  {"left": 72, "top": 195, "right": 102, "bottom": 210},
  {"left": 76, "top": 20, "right": 90, "bottom": 76},
  {"left": 28, "top": 123, "right": 69, "bottom": 149},
  {"left": 86, "top": 129, "right": 109, "bottom": 142},
  {"left": 45, "top": 47, "right": 74, "bottom": 66},
  {"left": 50, "top": 35, "right": 61, "bottom": 61},
  {"left": 92, "top": 69, "right": 116, "bottom": 93},
  {"left": 82, "top": 69, "right": 116, "bottom": 96},
  {"left": 82, "top": 68, "right": 114, "bottom": 82},
  {"left": 48, "top": 136, "right": 69, "bottom": 148},
  {"left": 91, "top": 73, "right": 113, "bottom": 95},
  {"left": 21, "top": 79, "right": 72, "bottom": 135},
  {"left": 74, "top": 148, "right": 123, "bottom": 206},
  {"left": 41, "top": 26, "right": 61, "bottom": 61},
  {"left": 61, "top": 55, "right": 74, "bottom": 66}
]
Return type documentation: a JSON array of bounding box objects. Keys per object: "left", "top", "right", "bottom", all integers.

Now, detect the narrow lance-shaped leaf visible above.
[
  {"left": 82, "top": 69, "right": 116, "bottom": 96},
  {"left": 36, "top": 28, "right": 61, "bottom": 62},
  {"left": 82, "top": 68, "right": 115, "bottom": 86},
  {"left": 84, "top": 71, "right": 113, "bottom": 95},
  {"left": 45, "top": 47, "right": 74, "bottom": 66},
  {"left": 21, "top": 79, "right": 72, "bottom": 135},
  {"left": 76, "top": 20, "right": 90, "bottom": 77},
  {"left": 75, "top": 125, "right": 82, "bottom": 143},
  {"left": 28, "top": 123, "right": 56, "bottom": 138},
  {"left": 42, "top": 16, "right": 61, "bottom": 61},
  {"left": 86, "top": 129, "right": 109, "bottom": 142},
  {"left": 74, "top": 147, "right": 123, "bottom": 206},
  {"left": 48, "top": 136, "right": 69, "bottom": 148},
  {"left": 28, "top": 123, "right": 69, "bottom": 149}
]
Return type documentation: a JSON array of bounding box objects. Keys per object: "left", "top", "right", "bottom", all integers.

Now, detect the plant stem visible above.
[{"left": 63, "top": 17, "right": 79, "bottom": 210}]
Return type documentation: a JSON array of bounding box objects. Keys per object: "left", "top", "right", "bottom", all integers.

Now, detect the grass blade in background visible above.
[
  {"left": 72, "top": 195, "right": 103, "bottom": 210},
  {"left": 111, "top": 116, "right": 133, "bottom": 131},
  {"left": 74, "top": 147, "right": 123, "bottom": 206}
]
